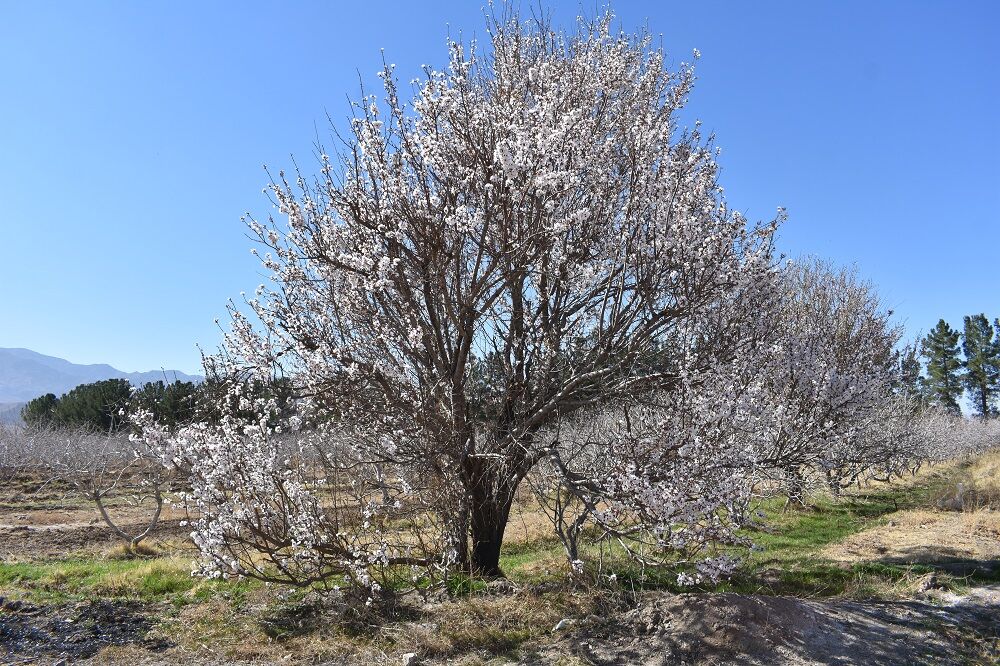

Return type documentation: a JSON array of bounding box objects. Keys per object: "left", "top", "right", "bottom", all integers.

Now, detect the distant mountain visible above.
[
  {"left": 0, "top": 347, "right": 202, "bottom": 405},
  {"left": 0, "top": 402, "right": 24, "bottom": 425}
]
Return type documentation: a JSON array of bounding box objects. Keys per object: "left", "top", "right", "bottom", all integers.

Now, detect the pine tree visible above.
[
  {"left": 921, "top": 319, "right": 964, "bottom": 413},
  {"left": 52, "top": 378, "right": 133, "bottom": 432},
  {"left": 896, "top": 342, "right": 925, "bottom": 405},
  {"left": 21, "top": 393, "right": 59, "bottom": 426},
  {"left": 962, "top": 313, "right": 1000, "bottom": 418}
]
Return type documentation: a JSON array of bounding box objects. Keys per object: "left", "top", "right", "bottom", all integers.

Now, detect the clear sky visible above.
[{"left": 1, "top": 1, "right": 997, "bottom": 375}]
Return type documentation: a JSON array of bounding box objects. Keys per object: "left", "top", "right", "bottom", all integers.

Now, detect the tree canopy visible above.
[
  {"left": 22, "top": 378, "right": 200, "bottom": 432},
  {"left": 128, "top": 8, "right": 931, "bottom": 592},
  {"left": 961, "top": 314, "right": 1000, "bottom": 418},
  {"left": 921, "top": 319, "right": 964, "bottom": 413}
]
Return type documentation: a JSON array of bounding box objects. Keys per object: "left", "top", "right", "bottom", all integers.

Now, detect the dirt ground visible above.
[
  {"left": 4, "top": 583, "right": 996, "bottom": 665},
  {"left": 2, "top": 468, "right": 1000, "bottom": 665},
  {"left": 529, "top": 585, "right": 1000, "bottom": 665},
  {"left": 0, "top": 508, "right": 190, "bottom": 561},
  {"left": 0, "top": 596, "right": 172, "bottom": 663}
]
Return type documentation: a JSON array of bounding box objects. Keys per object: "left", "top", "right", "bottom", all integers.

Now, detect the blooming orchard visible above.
[{"left": 124, "top": 9, "right": 999, "bottom": 590}]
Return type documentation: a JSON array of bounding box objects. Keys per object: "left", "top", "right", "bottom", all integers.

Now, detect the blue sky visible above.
[{"left": 1, "top": 1, "right": 997, "bottom": 375}]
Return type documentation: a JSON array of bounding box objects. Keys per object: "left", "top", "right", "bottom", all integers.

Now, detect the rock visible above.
[
  {"left": 484, "top": 578, "right": 519, "bottom": 595},
  {"left": 401, "top": 652, "right": 419, "bottom": 666},
  {"left": 936, "top": 483, "right": 968, "bottom": 511}
]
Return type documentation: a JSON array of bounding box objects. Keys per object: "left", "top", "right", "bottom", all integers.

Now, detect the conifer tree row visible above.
[
  {"left": 962, "top": 314, "right": 1000, "bottom": 418},
  {"left": 910, "top": 314, "right": 1000, "bottom": 418}
]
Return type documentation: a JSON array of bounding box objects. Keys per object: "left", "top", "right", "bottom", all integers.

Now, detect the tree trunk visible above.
[
  {"left": 468, "top": 480, "right": 516, "bottom": 577},
  {"left": 449, "top": 494, "right": 471, "bottom": 571}
]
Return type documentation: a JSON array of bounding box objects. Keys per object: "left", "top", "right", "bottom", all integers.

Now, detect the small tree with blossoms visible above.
[
  {"left": 748, "top": 258, "right": 905, "bottom": 501},
  {"left": 145, "top": 9, "right": 783, "bottom": 586}
]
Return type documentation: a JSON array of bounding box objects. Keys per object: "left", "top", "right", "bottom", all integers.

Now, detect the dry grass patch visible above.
[
  {"left": 155, "top": 597, "right": 276, "bottom": 661},
  {"left": 823, "top": 508, "right": 1000, "bottom": 564},
  {"left": 504, "top": 495, "right": 558, "bottom": 548},
  {"left": 960, "top": 448, "right": 1000, "bottom": 510},
  {"left": 823, "top": 449, "right": 1000, "bottom": 569},
  {"left": 104, "top": 541, "right": 165, "bottom": 560},
  {"left": 969, "top": 449, "right": 1000, "bottom": 487},
  {"left": 138, "top": 586, "right": 594, "bottom": 665},
  {"left": 409, "top": 593, "right": 567, "bottom": 660},
  {"left": 367, "top": 591, "right": 589, "bottom": 661}
]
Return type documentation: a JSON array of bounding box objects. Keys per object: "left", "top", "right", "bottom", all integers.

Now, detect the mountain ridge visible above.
[{"left": 0, "top": 347, "right": 202, "bottom": 406}]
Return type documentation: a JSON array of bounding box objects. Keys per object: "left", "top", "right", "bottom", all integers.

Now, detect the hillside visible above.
[{"left": 0, "top": 348, "right": 201, "bottom": 405}]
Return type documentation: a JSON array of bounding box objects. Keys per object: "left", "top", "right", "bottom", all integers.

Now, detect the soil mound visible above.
[{"left": 528, "top": 587, "right": 1000, "bottom": 665}]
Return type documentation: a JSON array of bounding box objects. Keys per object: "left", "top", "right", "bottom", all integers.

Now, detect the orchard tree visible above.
[
  {"left": 921, "top": 319, "right": 964, "bottom": 413},
  {"left": 151, "top": 9, "right": 783, "bottom": 585},
  {"left": 914, "top": 408, "right": 1000, "bottom": 461},
  {"left": 749, "top": 259, "right": 903, "bottom": 498},
  {"left": 1, "top": 425, "right": 171, "bottom": 549},
  {"left": 961, "top": 313, "right": 1000, "bottom": 418}
]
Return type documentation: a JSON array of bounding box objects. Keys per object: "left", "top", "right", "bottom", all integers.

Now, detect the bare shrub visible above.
[{"left": 7, "top": 424, "right": 171, "bottom": 550}]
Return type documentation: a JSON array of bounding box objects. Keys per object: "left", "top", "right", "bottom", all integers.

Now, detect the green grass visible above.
[
  {"left": 0, "top": 559, "right": 131, "bottom": 600},
  {"left": 500, "top": 538, "right": 565, "bottom": 581},
  {"left": 0, "top": 459, "right": 978, "bottom": 611},
  {"left": 479, "top": 461, "right": 979, "bottom": 600},
  {"left": 750, "top": 495, "right": 878, "bottom": 558},
  {"left": 0, "top": 561, "right": 50, "bottom": 587},
  {"left": 0, "top": 556, "right": 255, "bottom": 604},
  {"left": 490, "top": 491, "right": 907, "bottom": 595},
  {"left": 721, "top": 467, "right": 981, "bottom": 597}
]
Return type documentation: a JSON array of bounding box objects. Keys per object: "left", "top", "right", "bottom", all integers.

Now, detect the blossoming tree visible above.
[
  {"left": 151, "top": 11, "right": 784, "bottom": 585},
  {"left": 748, "top": 259, "right": 906, "bottom": 500}
]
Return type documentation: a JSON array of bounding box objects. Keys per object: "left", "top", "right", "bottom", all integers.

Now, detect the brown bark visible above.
[{"left": 468, "top": 480, "right": 516, "bottom": 577}]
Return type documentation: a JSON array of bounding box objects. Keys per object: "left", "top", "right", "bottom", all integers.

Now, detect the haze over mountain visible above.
[{"left": 0, "top": 347, "right": 202, "bottom": 405}]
